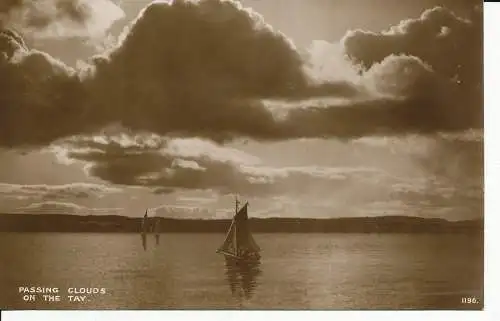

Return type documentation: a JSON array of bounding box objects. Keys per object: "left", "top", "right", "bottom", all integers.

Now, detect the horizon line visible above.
[{"left": 0, "top": 212, "right": 483, "bottom": 223}]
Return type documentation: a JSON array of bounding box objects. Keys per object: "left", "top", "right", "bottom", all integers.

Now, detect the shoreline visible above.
[{"left": 0, "top": 213, "right": 483, "bottom": 234}]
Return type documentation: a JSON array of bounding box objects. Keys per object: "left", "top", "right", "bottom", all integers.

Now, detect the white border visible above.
[
  {"left": 0, "top": 310, "right": 494, "bottom": 321},
  {"left": 482, "top": 2, "right": 500, "bottom": 321},
  {"left": 3, "top": 2, "right": 499, "bottom": 321}
]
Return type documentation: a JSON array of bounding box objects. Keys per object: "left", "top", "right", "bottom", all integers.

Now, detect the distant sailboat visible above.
[
  {"left": 141, "top": 209, "right": 148, "bottom": 251},
  {"left": 216, "top": 198, "right": 261, "bottom": 261}
]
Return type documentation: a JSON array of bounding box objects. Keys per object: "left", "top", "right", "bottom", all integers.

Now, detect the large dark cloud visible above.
[
  {"left": 0, "top": 0, "right": 309, "bottom": 147},
  {"left": 83, "top": 0, "right": 313, "bottom": 140},
  {"left": 57, "top": 134, "right": 392, "bottom": 197},
  {"left": 342, "top": 6, "right": 482, "bottom": 83},
  {"left": 0, "top": 29, "right": 97, "bottom": 147},
  {"left": 0, "top": 1, "right": 483, "bottom": 148},
  {"left": 60, "top": 135, "right": 273, "bottom": 195}
]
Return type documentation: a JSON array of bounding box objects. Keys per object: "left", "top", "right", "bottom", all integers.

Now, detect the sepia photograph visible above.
[{"left": 0, "top": 0, "right": 483, "bottom": 310}]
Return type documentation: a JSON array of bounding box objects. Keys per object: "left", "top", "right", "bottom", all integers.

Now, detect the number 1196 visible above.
[{"left": 461, "top": 297, "right": 480, "bottom": 304}]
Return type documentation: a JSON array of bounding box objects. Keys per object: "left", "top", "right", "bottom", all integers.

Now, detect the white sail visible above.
[{"left": 218, "top": 220, "right": 237, "bottom": 254}]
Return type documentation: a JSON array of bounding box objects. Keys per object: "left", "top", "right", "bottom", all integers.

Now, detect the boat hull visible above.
[{"left": 217, "top": 249, "right": 261, "bottom": 263}]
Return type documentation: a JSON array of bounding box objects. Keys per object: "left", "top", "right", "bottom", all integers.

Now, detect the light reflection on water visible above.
[
  {"left": 224, "top": 257, "right": 262, "bottom": 304},
  {"left": 0, "top": 233, "right": 483, "bottom": 310}
]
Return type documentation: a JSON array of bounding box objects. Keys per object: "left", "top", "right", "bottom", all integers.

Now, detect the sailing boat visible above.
[
  {"left": 141, "top": 209, "right": 148, "bottom": 251},
  {"left": 216, "top": 197, "right": 261, "bottom": 261}
]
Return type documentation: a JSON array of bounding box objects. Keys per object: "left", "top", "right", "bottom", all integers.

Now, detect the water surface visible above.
[{"left": 0, "top": 233, "right": 483, "bottom": 309}]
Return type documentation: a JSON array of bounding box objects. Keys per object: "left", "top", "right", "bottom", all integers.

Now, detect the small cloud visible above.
[
  {"left": 15, "top": 201, "right": 124, "bottom": 215},
  {"left": 16, "top": 201, "right": 86, "bottom": 214},
  {"left": 152, "top": 187, "right": 176, "bottom": 195},
  {"left": 1, "top": 0, "right": 125, "bottom": 39},
  {"left": 0, "top": 182, "right": 121, "bottom": 201}
]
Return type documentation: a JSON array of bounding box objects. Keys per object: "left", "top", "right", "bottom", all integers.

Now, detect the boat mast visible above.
[
  {"left": 234, "top": 195, "right": 239, "bottom": 255},
  {"left": 142, "top": 209, "right": 148, "bottom": 232},
  {"left": 235, "top": 194, "right": 240, "bottom": 213}
]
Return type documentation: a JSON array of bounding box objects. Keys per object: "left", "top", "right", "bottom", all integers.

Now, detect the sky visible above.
[{"left": 0, "top": 0, "right": 483, "bottom": 220}]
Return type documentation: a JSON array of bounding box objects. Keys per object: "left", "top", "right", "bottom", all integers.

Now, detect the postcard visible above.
[{"left": 0, "top": 0, "right": 483, "bottom": 311}]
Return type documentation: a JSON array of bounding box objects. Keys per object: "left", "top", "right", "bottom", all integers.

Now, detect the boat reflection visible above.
[
  {"left": 224, "top": 256, "right": 262, "bottom": 301},
  {"left": 153, "top": 218, "right": 160, "bottom": 246},
  {"left": 141, "top": 233, "right": 147, "bottom": 251}
]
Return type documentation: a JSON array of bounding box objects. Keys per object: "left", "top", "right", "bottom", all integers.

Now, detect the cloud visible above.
[
  {"left": 9, "top": 129, "right": 480, "bottom": 220},
  {"left": 82, "top": 0, "right": 312, "bottom": 141},
  {"left": 14, "top": 200, "right": 123, "bottom": 215},
  {"left": 16, "top": 200, "right": 86, "bottom": 214},
  {"left": 42, "top": 127, "right": 481, "bottom": 219},
  {"left": 0, "top": 0, "right": 124, "bottom": 39},
  {"left": 0, "top": 2, "right": 483, "bottom": 148},
  {"left": 352, "top": 130, "right": 483, "bottom": 214},
  {"left": 342, "top": 6, "right": 482, "bottom": 84},
  {"left": 58, "top": 134, "right": 270, "bottom": 193},
  {"left": 0, "top": 182, "right": 122, "bottom": 200},
  {"left": 0, "top": 0, "right": 304, "bottom": 147},
  {"left": 0, "top": 28, "right": 27, "bottom": 57},
  {"left": 152, "top": 187, "right": 177, "bottom": 195},
  {"left": 340, "top": 5, "right": 482, "bottom": 117},
  {"left": 85, "top": 2, "right": 479, "bottom": 140},
  {"left": 51, "top": 133, "right": 400, "bottom": 198},
  {"left": 0, "top": 29, "right": 91, "bottom": 147},
  {"left": 0, "top": 28, "right": 132, "bottom": 148},
  {"left": 357, "top": 177, "right": 482, "bottom": 220},
  {"left": 297, "top": 5, "right": 482, "bottom": 136},
  {"left": 287, "top": 53, "right": 480, "bottom": 138},
  {"left": 148, "top": 204, "right": 214, "bottom": 219}
]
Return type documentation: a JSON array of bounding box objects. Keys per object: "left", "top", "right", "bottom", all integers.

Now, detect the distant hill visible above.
[{"left": 0, "top": 213, "right": 483, "bottom": 234}]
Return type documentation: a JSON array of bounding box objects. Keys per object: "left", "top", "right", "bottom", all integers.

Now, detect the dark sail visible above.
[
  {"left": 141, "top": 210, "right": 148, "bottom": 251},
  {"left": 234, "top": 203, "right": 260, "bottom": 253},
  {"left": 141, "top": 210, "right": 148, "bottom": 233}
]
